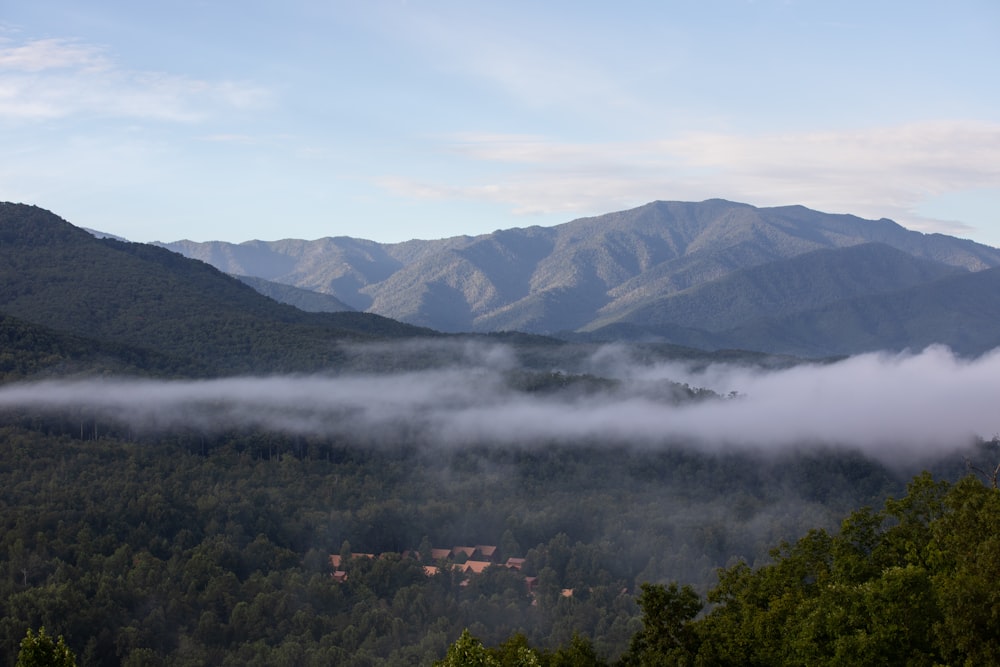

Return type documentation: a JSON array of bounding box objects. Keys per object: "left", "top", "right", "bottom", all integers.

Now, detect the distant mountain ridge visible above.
[
  {"left": 159, "top": 200, "right": 1000, "bottom": 356},
  {"left": 232, "top": 274, "right": 355, "bottom": 313}
]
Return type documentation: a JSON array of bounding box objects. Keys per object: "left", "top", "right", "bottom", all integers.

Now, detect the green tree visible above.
[
  {"left": 687, "top": 473, "right": 1000, "bottom": 666},
  {"left": 548, "top": 633, "right": 606, "bottom": 667},
  {"left": 435, "top": 629, "right": 499, "bottom": 667},
  {"left": 619, "top": 582, "right": 701, "bottom": 666},
  {"left": 490, "top": 633, "right": 542, "bottom": 667},
  {"left": 928, "top": 475, "right": 1000, "bottom": 664},
  {"left": 16, "top": 627, "right": 76, "bottom": 667}
]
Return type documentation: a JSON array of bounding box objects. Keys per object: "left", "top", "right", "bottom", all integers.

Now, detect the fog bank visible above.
[{"left": 1, "top": 344, "right": 997, "bottom": 459}]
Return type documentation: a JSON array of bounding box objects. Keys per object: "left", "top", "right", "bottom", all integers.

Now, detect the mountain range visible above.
[{"left": 158, "top": 199, "right": 1000, "bottom": 356}]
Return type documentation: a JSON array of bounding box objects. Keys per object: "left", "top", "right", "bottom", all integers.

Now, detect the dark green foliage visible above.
[
  {"left": 0, "top": 203, "right": 435, "bottom": 376},
  {"left": 16, "top": 627, "right": 76, "bottom": 667},
  {"left": 0, "top": 311, "right": 179, "bottom": 381},
  {"left": 0, "top": 421, "right": 929, "bottom": 665},
  {"left": 618, "top": 583, "right": 701, "bottom": 666},
  {"left": 434, "top": 629, "right": 501, "bottom": 667},
  {"left": 683, "top": 473, "right": 1000, "bottom": 665},
  {"left": 502, "top": 370, "right": 621, "bottom": 395},
  {"left": 547, "top": 633, "right": 605, "bottom": 667}
]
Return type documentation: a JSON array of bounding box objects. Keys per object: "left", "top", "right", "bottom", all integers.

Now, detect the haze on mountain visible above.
[{"left": 159, "top": 199, "right": 1000, "bottom": 357}]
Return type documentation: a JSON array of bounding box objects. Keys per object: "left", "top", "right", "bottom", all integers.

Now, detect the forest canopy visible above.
[{"left": 0, "top": 410, "right": 995, "bottom": 665}]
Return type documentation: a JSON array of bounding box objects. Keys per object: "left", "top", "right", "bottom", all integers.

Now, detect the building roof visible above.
[
  {"left": 505, "top": 557, "right": 526, "bottom": 569},
  {"left": 461, "top": 560, "right": 493, "bottom": 574}
]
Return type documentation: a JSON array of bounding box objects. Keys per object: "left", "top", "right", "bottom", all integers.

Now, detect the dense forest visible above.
[{"left": 0, "top": 408, "right": 992, "bottom": 665}]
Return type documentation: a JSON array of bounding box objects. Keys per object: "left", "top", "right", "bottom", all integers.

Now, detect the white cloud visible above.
[
  {"left": 0, "top": 37, "right": 269, "bottom": 122},
  {"left": 382, "top": 121, "right": 1000, "bottom": 236},
  {"left": 0, "top": 37, "right": 110, "bottom": 72}
]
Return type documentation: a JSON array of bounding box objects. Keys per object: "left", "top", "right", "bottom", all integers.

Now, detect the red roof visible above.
[{"left": 461, "top": 560, "right": 493, "bottom": 574}]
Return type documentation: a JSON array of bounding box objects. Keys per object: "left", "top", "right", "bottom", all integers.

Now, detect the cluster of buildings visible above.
[{"left": 328, "top": 544, "right": 568, "bottom": 597}]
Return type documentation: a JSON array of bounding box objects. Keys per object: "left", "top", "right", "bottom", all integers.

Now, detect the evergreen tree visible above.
[{"left": 16, "top": 628, "right": 76, "bottom": 667}]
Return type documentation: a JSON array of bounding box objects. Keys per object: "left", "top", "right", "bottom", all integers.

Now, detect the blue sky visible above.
[{"left": 2, "top": 1, "right": 998, "bottom": 245}]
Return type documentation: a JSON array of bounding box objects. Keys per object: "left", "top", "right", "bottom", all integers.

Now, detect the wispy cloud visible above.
[
  {"left": 0, "top": 37, "right": 269, "bottom": 122},
  {"left": 388, "top": 7, "right": 641, "bottom": 115},
  {"left": 0, "top": 37, "right": 109, "bottom": 72},
  {"left": 382, "top": 121, "right": 1000, "bottom": 236}
]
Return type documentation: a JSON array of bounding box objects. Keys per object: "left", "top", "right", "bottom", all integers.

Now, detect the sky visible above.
[{"left": 1, "top": 1, "right": 999, "bottom": 246}]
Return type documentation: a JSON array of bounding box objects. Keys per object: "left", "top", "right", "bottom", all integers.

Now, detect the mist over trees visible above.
[{"left": 0, "top": 403, "right": 995, "bottom": 665}]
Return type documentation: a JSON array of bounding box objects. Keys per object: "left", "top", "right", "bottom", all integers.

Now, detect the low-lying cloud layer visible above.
[{"left": 1, "top": 344, "right": 997, "bottom": 460}]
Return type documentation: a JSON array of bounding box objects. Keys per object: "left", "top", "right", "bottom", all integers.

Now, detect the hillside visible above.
[
  {"left": 0, "top": 311, "right": 179, "bottom": 380},
  {"left": 159, "top": 200, "right": 1000, "bottom": 355},
  {"left": 586, "top": 243, "right": 965, "bottom": 333},
  {"left": 584, "top": 262, "right": 1000, "bottom": 357},
  {"left": 720, "top": 265, "right": 1000, "bottom": 357},
  {"left": 0, "top": 203, "right": 434, "bottom": 375},
  {"left": 233, "top": 274, "right": 355, "bottom": 313}
]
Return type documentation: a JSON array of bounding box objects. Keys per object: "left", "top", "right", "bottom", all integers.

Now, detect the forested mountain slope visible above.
[
  {"left": 0, "top": 203, "right": 433, "bottom": 375},
  {"left": 0, "top": 311, "right": 178, "bottom": 380},
  {"left": 584, "top": 262, "right": 1000, "bottom": 357},
  {"left": 714, "top": 263, "right": 1000, "bottom": 357},
  {"left": 159, "top": 200, "right": 1000, "bottom": 355},
  {"left": 586, "top": 242, "right": 965, "bottom": 333}
]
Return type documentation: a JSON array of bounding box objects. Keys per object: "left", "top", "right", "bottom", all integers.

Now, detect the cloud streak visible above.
[
  {"left": 0, "top": 37, "right": 269, "bottom": 122},
  {"left": 383, "top": 121, "right": 1000, "bottom": 238},
  {"left": 1, "top": 344, "right": 997, "bottom": 461}
]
